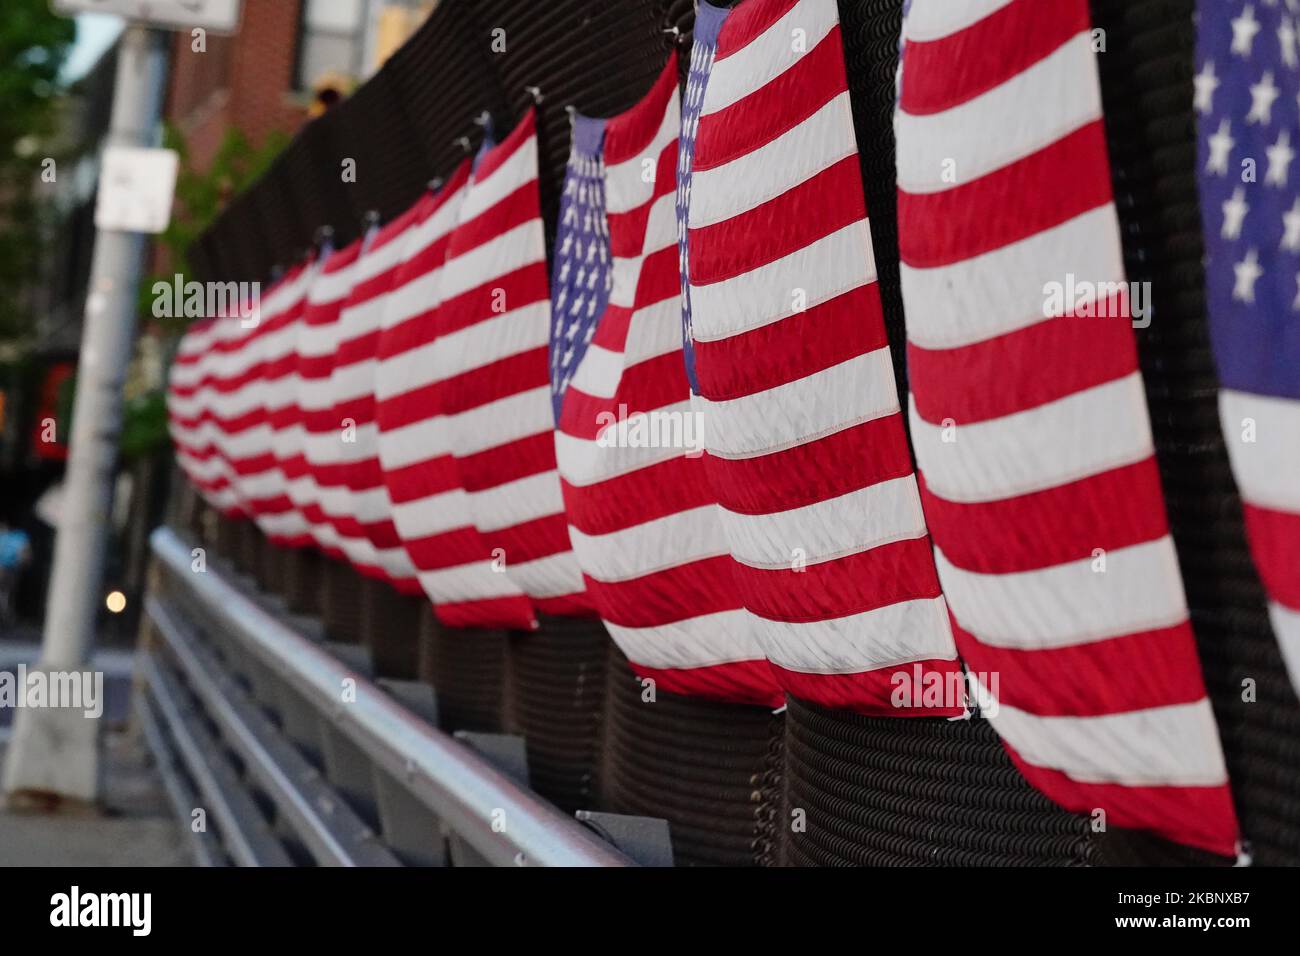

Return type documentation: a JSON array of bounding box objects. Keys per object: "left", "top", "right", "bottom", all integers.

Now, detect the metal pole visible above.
[{"left": 3, "top": 23, "right": 169, "bottom": 804}]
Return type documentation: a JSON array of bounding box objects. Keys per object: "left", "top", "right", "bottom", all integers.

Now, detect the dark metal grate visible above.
[
  {"left": 280, "top": 547, "right": 324, "bottom": 616},
  {"left": 359, "top": 584, "right": 422, "bottom": 679},
  {"left": 1090, "top": 0, "right": 1300, "bottom": 865},
  {"left": 597, "top": 651, "right": 781, "bottom": 866},
  {"left": 503, "top": 615, "right": 610, "bottom": 815},
  {"left": 319, "top": 557, "right": 367, "bottom": 644},
  {"left": 779, "top": 697, "right": 1098, "bottom": 866},
  {"left": 417, "top": 605, "right": 508, "bottom": 734}
]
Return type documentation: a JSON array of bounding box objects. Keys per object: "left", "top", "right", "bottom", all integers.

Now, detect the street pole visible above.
[{"left": 3, "top": 23, "right": 169, "bottom": 805}]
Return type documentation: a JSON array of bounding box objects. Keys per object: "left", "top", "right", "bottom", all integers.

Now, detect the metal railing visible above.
[{"left": 141, "top": 525, "right": 634, "bottom": 867}]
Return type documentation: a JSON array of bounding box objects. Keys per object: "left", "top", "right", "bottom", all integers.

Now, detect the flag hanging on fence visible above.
[
  {"left": 226, "top": 264, "right": 312, "bottom": 525},
  {"left": 428, "top": 109, "right": 591, "bottom": 618},
  {"left": 287, "top": 239, "right": 364, "bottom": 561},
  {"left": 320, "top": 210, "right": 425, "bottom": 594},
  {"left": 375, "top": 163, "right": 538, "bottom": 629},
  {"left": 679, "top": 0, "right": 962, "bottom": 714},
  {"left": 245, "top": 262, "right": 316, "bottom": 545},
  {"left": 896, "top": 0, "right": 1239, "bottom": 856},
  {"left": 167, "top": 316, "right": 222, "bottom": 504},
  {"left": 1195, "top": 0, "right": 1300, "bottom": 699},
  {"left": 553, "top": 57, "right": 780, "bottom": 705}
]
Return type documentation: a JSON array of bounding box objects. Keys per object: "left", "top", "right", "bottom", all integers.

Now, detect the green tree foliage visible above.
[{"left": 0, "top": 0, "right": 75, "bottom": 341}]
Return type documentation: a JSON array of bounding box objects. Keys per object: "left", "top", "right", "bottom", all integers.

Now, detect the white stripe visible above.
[
  {"left": 568, "top": 505, "right": 731, "bottom": 583},
  {"left": 391, "top": 488, "right": 464, "bottom": 541},
  {"left": 689, "top": 220, "right": 876, "bottom": 342},
  {"left": 606, "top": 610, "right": 766, "bottom": 670},
  {"left": 447, "top": 385, "right": 554, "bottom": 457},
  {"left": 720, "top": 475, "right": 929, "bottom": 570},
  {"left": 901, "top": 205, "right": 1126, "bottom": 350},
  {"left": 699, "top": 0, "right": 838, "bottom": 117},
  {"left": 909, "top": 372, "right": 1154, "bottom": 503},
  {"left": 1219, "top": 389, "right": 1300, "bottom": 512},
  {"left": 438, "top": 221, "right": 545, "bottom": 302},
  {"left": 418, "top": 562, "right": 524, "bottom": 604},
  {"left": 605, "top": 96, "right": 681, "bottom": 215},
  {"left": 380, "top": 266, "right": 444, "bottom": 330},
  {"left": 499, "top": 549, "right": 584, "bottom": 600},
  {"left": 431, "top": 300, "right": 548, "bottom": 380},
  {"left": 759, "top": 597, "right": 957, "bottom": 673},
  {"left": 693, "top": 347, "right": 899, "bottom": 459},
  {"left": 895, "top": 32, "right": 1101, "bottom": 195},
  {"left": 379, "top": 416, "right": 447, "bottom": 471},
  {"left": 469, "top": 471, "right": 565, "bottom": 533},
  {"left": 691, "top": 93, "right": 857, "bottom": 227},
  {"left": 458, "top": 134, "right": 538, "bottom": 223},
  {"left": 567, "top": 343, "right": 624, "bottom": 399},
  {"left": 624, "top": 295, "right": 687, "bottom": 366},
  {"left": 556, "top": 408, "right": 696, "bottom": 488},
  {"left": 973, "top": 675, "right": 1229, "bottom": 787},
  {"left": 936, "top": 537, "right": 1189, "bottom": 650},
  {"left": 1269, "top": 602, "right": 1300, "bottom": 699},
  {"left": 903, "top": 0, "right": 1016, "bottom": 43}
]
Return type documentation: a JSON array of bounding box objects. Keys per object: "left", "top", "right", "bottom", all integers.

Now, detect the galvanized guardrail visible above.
[{"left": 141, "top": 525, "right": 634, "bottom": 867}]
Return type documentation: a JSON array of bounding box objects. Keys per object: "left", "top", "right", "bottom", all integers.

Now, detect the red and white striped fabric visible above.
[
  {"left": 243, "top": 263, "right": 317, "bottom": 544},
  {"left": 286, "top": 240, "right": 363, "bottom": 561},
  {"left": 428, "top": 110, "right": 591, "bottom": 618},
  {"left": 681, "top": 0, "right": 962, "bottom": 714},
  {"left": 555, "top": 58, "right": 780, "bottom": 705},
  {"left": 896, "top": 0, "right": 1239, "bottom": 855},
  {"left": 375, "top": 164, "right": 536, "bottom": 628},
  {"left": 222, "top": 264, "right": 313, "bottom": 524},
  {"left": 317, "top": 212, "right": 424, "bottom": 593},
  {"left": 167, "top": 316, "right": 223, "bottom": 502}
]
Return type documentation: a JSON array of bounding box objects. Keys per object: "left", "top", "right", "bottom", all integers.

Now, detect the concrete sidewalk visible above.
[{"left": 0, "top": 637, "right": 193, "bottom": 867}]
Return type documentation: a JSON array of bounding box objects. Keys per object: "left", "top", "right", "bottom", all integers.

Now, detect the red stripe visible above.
[
  {"left": 434, "top": 263, "right": 548, "bottom": 338},
  {"left": 731, "top": 536, "right": 942, "bottom": 623},
  {"left": 778, "top": 664, "right": 966, "bottom": 717},
  {"left": 918, "top": 460, "right": 1170, "bottom": 574},
  {"left": 695, "top": 25, "right": 846, "bottom": 172},
  {"left": 900, "top": 0, "right": 1089, "bottom": 115},
  {"left": 433, "top": 595, "right": 536, "bottom": 630},
  {"left": 952, "top": 617, "right": 1210, "bottom": 717},
  {"left": 691, "top": 283, "right": 888, "bottom": 401},
  {"left": 1242, "top": 503, "right": 1300, "bottom": 609},
  {"left": 908, "top": 302, "right": 1137, "bottom": 425},
  {"left": 604, "top": 53, "right": 678, "bottom": 163},
  {"left": 444, "top": 181, "right": 540, "bottom": 260},
  {"left": 713, "top": 0, "right": 800, "bottom": 60},
  {"left": 704, "top": 413, "right": 915, "bottom": 516},
  {"left": 557, "top": 352, "right": 688, "bottom": 440},
  {"left": 456, "top": 431, "right": 557, "bottom": 492},
  {"left": 1006, "top": 749, "right": 1238, "bottom": 858},
  {"left": 628, "top": 659, "right": 784, "bottom": 709},
  {"left": 689, "top": 155, "right": 865, "bottom": 283},
  {"left": 583, "top": 556, "right": 742, "bottom": 627},
  {"left": 437, "top": 346, "right": 549, "bottom": 415},
  {"left": 898, "top": 121, "right": 1114, "bottom": 268}
]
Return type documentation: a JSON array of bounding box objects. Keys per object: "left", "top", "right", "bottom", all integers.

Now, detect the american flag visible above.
[
  {"left": 549, "top": 114, "right": 612, "bottom": 421},
  {"left": 1196, "top": 0, "right": 1300, "bottom": 700},
  {"left": 897, "top": 0, "right": 1238, "bottom": 855},
  {"left": 286, "top": 239, "right": 364, "bottom": 561},
  {"left": 553, "top": 57, "right": 780, "bottom": 705},
  {"left": 319, "top": 212, "right": 424, "bottom": 594},
  {"left": 224, "top": 264, "right": 312, "bottom": 529},
  {"left": 245, "top": 263, "right": 316, "bottom": 546},
  {"left": 680, "top": 0, "right": 961, "bottom": 714},
  {"left": 374, "top": 164, "right": 537, "bottom": 629},
  {"left": 428, "top": 109, "right": 590, "bottom": 618},
  {"left": 167, "top": 316, "right": 222, "bottom": 505}
]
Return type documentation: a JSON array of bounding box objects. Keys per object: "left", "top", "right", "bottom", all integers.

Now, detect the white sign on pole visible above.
[
  {"left": 51, "top": 0, "right": 242, "bottom": 34},
  {"left": 94, "top": 146, "right": 179, "bottom": 234}
]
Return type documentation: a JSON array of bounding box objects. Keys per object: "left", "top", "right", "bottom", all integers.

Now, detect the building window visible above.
[{"left": 296, "top": 0, "right": 366, "bottom": 92}]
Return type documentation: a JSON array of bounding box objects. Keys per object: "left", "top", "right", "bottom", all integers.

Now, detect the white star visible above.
[
  {"left": 1282, "top": 196, "right": 1300, "bottom": 251},
  {"left": 1267, "top": 130, "right": 1295, "bottom": 185},
  {"left": 1223, "top": 186, "right": 1251, "bottom": 239},
  {"left": 1294, "top": 273, "right": 1300, "bottom": 309},
  {"left": 1234, "top": 248, "right": 1264, "bottom": 302},
  {"left": 1233, "top": 4, "right": 1262, "bottom": 56},
  {"left": 1208, "top": 119, "right": 1236, "bottom": 174},
  {"left": 1194, "top": 60, "right": 1220, "bottom": 113},
  {"left": 1281, "top": 16, "right": 1299, "bottom": 67},
  {"left": 1247, "top": 71, "right": 1280, "bottom": 124}
]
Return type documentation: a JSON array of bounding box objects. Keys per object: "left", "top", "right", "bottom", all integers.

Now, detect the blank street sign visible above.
[
  {"left": 94, "top": 146, "right": 179, "bottom": 234},
  {"left": 51, "top": 0, "right": 243, "bottom": 35}
]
